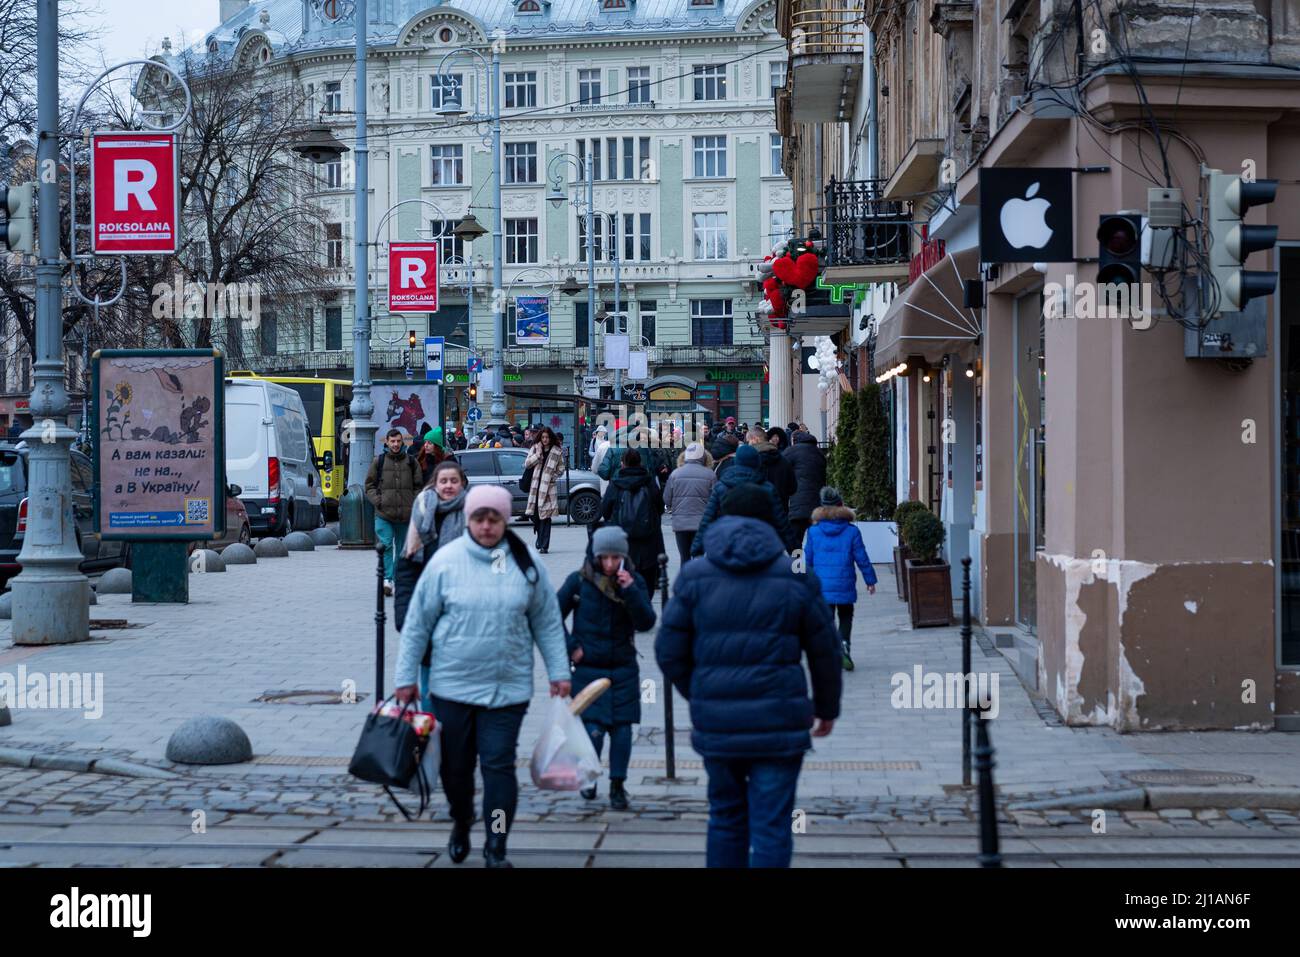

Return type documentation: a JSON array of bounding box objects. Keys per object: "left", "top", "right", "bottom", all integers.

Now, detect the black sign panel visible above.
[{"left": 978, "top": 168, "right": 1074, "bottom": 263}]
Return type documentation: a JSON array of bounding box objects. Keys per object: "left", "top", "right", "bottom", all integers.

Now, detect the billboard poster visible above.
[
  {"left": 375, "top": 380, "right": 443, "bottom": 447},
  {"left": 388, "top": 242, "right": 440, "bottom": 313},
  {"left": 515, "top": 296, "right": 550, "bottom": 345},
  {"left": 89, "top": 131, "right": 180, "bottom": 255},
  {"left": 94, "top": 350, "right": 224, "bottom": 540}
]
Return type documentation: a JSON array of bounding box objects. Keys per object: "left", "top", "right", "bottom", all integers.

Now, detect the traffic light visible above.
[
  {"left": 1096, "top": 213, "right": 1142, "bottom": 288},
  {"left": 1, "top": 183, "right": 33, "bottom": 254},
  {"left": 407, "top": 329, "right": 417, "bottom": 349},
  {"left": 467, "top": 381, "right": 477, "bottom": 403},
  {"left": 1207, "top": 168, "right": 1278, "bottom": 314}
]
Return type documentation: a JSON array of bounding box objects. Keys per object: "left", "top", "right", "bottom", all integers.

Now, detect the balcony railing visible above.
[
  {"left": 787, "top": 0, "right": 865, "bottom": 57},
  {"left": 818, "top": 177, "right": 912, "bottom": 268}
]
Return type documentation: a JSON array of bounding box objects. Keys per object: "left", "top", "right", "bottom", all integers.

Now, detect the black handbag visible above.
[
  {"left": 348, "top": 696, "right": 432, "bottom": 821},
  {"left": 519, "top": 461, "right": 535, "bottom": 494}
]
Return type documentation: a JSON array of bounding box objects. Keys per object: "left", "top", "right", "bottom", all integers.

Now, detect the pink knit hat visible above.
[{"left": 464, "top": 483, "right": 513, "bottom": 519}]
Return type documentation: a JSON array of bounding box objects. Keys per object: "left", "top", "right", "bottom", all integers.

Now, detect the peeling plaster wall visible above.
[{"left": 1040, "top": 554, "right": 1275, "bottom": 730}]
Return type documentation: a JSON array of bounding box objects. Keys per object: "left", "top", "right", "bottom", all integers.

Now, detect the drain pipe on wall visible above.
[{"left": 867, "top": 29, "right": 879, "bottom": 181}]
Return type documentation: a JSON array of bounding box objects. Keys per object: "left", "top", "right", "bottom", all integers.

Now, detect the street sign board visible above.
[
  {"left": 389, "top": 242, "right": 440, "bottom": 313},
  {"left": 90, "top": 131, "right": 179, "bottom": 255},
  {"left": 466, "top": 406, "right": 482, "bottom": 422},
  {"left": 604, "top": 334, "right": 630, "bottom": 370},
  {"left": 93, "top": 350, "right": 224, "bottom": 540},
  {"left": 424, "top": 336, "right": 444, "bottom": 381},
  {"left": 467, "top": 356, "right": 483, "bottom": 373},
  {"left": 628, "top": 350, "right": 648, "bottom": 380}
]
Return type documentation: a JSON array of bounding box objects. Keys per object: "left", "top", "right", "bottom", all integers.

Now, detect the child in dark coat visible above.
[
  {"left": 557, "top": 525, "right": 657, "bottom": 810},
  {"left": 803, "top": 486, "right": 877, "bottom": 672}
]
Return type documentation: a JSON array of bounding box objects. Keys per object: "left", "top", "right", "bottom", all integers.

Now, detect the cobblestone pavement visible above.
[
  {"left": 2, "top": 522, "right": 1299, "bottom": 866},
  {"left": 1, "top": 764, "right": 1299, "bottom": 867}
]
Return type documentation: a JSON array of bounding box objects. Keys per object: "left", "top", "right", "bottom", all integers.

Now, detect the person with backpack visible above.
[
  {"left": 662, "top": 442, "right": 717, "bottom": 563},
  {"left": 557, "top": 526, "right": 657, "bottom": 811},
  {"left": 523, "top": 426, "right": 564, "bottom": 554},
  {"left": 785, "top": 428, "right": 828, "bottom": 546},
  {"left": 692, "top": 443, "right": 797, "bottom": 558},
  {"left": 656, "top": 483, "right": 842, "bottom": 868},
  {"left": 803, "top": 486, "right": 877, "bottom": 671},
  {"left": 394, "top": 484, "right": 570, "bottom": 868},
  {"left": 597, "top": 447, "right": 665, "bottom": 595},
  {"left": 365, "top": 428, "right": 422, "bottom": 596}
]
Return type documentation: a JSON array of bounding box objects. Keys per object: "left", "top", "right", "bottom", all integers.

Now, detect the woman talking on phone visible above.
[{"left": 556, "top": 526, "right": 657, "bottom": 811}]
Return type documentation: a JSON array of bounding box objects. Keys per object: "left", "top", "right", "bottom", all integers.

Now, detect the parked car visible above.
[
  {"left": 0, "top": 443, "right": 129, "bottom": 590},
  {"left": 224, "top": 378, "right": 326, "bottom": 537},
  {"left": 452, "top": 448, "right": 602, "bottom": 524},
  {"left": 185, "top": 485, "right": 252, "bottom": 556}
]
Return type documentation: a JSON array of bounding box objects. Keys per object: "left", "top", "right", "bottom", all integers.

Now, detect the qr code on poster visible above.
[{"left": 185, "top": 498, "right": 211, "bottom": 524}]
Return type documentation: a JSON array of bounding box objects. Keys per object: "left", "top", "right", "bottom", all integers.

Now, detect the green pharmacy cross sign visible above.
[{"left": 815, "top": 275, "right": 870, "bottom": 307}]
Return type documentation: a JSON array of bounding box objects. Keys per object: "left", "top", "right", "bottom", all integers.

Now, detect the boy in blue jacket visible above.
[{"left": 803, "top": 487, "right": 876, "bottom": 671}]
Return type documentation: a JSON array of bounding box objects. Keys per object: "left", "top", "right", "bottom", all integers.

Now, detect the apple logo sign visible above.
[{"left": 999, "top": 181, "right": 1053, "bottom": 250}]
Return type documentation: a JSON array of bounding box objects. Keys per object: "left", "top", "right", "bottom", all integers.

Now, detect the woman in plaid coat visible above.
[{"left": 525, "top": 427, "right": 565, "bottom": 553}]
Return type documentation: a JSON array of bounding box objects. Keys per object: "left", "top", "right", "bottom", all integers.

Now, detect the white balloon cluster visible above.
[{"left": 810, "top": 336, "right": 842, "bottom": 392}]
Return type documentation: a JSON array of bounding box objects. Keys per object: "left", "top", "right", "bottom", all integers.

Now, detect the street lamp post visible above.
[
  {"left": 435, "top": 46, "right": 503, "bottom": 425},
  {"left": 546, "top": 153, "right": 597, "bottom": 382}
]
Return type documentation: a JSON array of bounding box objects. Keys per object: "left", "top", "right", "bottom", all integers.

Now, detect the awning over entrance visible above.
[{"left": 874, "top": 246, "right": 982, "bottom": 367}]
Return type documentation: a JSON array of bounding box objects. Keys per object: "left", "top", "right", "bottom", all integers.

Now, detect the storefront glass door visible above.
[{"left": 1014, "top": 290, "right": 1046, "bottom": 631}]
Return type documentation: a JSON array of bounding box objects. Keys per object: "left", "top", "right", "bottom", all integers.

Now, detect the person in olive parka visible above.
[{"left": 556, "top": 525, "right": 657, "bottom": 810}]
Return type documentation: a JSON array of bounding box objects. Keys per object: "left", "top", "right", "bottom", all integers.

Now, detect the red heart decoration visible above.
[
  {"left": 789, "top": 251, "right": 820, "bottom": 289},
  {"left": 770, "top": 254, "right": 798, "bottom": 285},
  {"left": 763, "top": 276, "right": 786, "bottom": 318}
]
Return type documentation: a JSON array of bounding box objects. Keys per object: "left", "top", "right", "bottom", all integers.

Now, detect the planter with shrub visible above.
[
  {"left": 902, "top": 509, "right": 952, "bottom": 627},
  {"left": 892, "top": 499, "right": 930, "bottom": 602}
]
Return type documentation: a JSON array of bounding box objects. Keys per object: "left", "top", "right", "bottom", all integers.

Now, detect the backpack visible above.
[{"left": 617, "top": 483, "right": 656, "bottom": 538}]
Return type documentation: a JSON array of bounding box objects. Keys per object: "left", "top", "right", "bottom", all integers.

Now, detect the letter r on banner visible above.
[
  {"left": 114, "top": 159, "right": 158, "bottom": 211},
  {"left": 400, "top": 258, "right": 427, "bottom": 288}
]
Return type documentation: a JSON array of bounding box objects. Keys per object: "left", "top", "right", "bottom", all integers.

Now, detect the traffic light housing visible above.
[
  {"left": 1, "top": 183, "right": 33, "bottom": 254},
  {"left": 1207, "top": 168, "right": 1278, "bottom": 314},
  {"left": 467, "top": 382, "right": 477, "bottom": 403},
  {"left": 1096, "top": 213, "right": 1142, "bottom": 288},
  {"left": 407, "top": 329, "right": 417, "bottom": 349}
]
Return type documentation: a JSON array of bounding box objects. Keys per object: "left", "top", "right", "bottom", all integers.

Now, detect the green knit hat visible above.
[{"left": 424, "top": 427, "right": 444, "bottom": 448}]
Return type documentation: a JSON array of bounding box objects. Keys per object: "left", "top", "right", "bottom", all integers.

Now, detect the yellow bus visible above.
[{"left": 229, "top": 373, "right": 352, "bottom": 519}]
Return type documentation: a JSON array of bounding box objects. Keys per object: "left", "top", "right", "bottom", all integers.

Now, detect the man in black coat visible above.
[
  {"left": 784, "top": 429, "right": 828, "bottom": 547},
  {"left": 692, "top": 444, "right": 797, "bottom": 556},
  {"left": 597, "top": 448, "right": 666, "bottom": 594},
  {"left": 656, "top": 485, "right": 842, "bottom": 868}
]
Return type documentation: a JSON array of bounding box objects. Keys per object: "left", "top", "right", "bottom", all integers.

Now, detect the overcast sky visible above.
[{"left": 76, "top": 0, "right": 217, "bottom": 74}]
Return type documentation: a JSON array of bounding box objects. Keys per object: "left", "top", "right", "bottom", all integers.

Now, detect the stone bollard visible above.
[
  {"left": 97, "top": 568, "right": 133, "bottom": 594},
  {"left": 310, "top": 527, "right": 340, "bottom": 547},
  {"left": 282, "top": 531, "right": 316, "bottom": 552},
  {"left": 165, "top": 716, "right": 254, "bottom": 765},
  {"left": 222, "top": 543, "right": 257, "bottom": 565},
  {"left": 253, "top": 537, "right": 290, "bottom": 559}
]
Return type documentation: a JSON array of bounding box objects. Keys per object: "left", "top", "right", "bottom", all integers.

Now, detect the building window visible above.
[
  {"left": 430, "top": 73, "right": 464, "bottom": 110},
  {"left": 623, "top": 212, "right": 651, "bottom": 262},
  {"left": 769, "top": 210, "right": 793, "bottom": 247},
  {"left": 21, "top": 357, "right": 30, "bottom": 392},
  {"left": 693, "top": 212, "right": 728, "bottom": 260},
  {"left": 639, "top": 300, "right": 656, "bottom": 346},
  {"left": 430, "top": 144, "right": 464, "bottom": 185},
  {"left": 603, "top": 0, "right": 628, "bottom": 8},
  {"left": 324, "top": 157, "right": 342, "bottom": 189},
  {"left": 505, "top": 218, "right": 539, "bottom": 264},
  {"left": 260, "top": 312, "right": 277, "bottom": 356},
  {"left": 575, "top": 301, "right": 589, "bottom": 348},
  {"left": 323, "top": 80, "right": 341, "bottom": 113},
  {"left": 690, "top": 299, "right": 733, "bottom": 345},
  {"left": 769, "top": 133, "right": 783, "bottom": 176},
  {"left": 692, "top": 135, "right": 727, "bottom": 177},
  {"left": 504, "top": 71, "right": 537, "bottom": 108},
  {"left": 325, "top": 222, "right": 344, "bottom": 267},
  {"left": 627, "top": 66, "right": 650, "bottom": 104},
  {"left": 431, "top": 220, "right": 465, "bottom": 263},
  {"left": 769, "top": 61, "right": 787, "bottom": 97},
  {"left": 517, "top": 0, "right": 541, "bottom": 11},
  {"left": 325, "top": 307, "right": 343, "bottom": 351},
  {"left": 504, "top": 142, "right": 538, "bottom": 184},
  {"left": 578, "top": 213, "right": 617, "bottom": 262},
  {"left": 639, "top": 137, "right": 651, "bottom": 179},
  {"left": 689, "top": 0, "right": 716, "bottom": 5},
  {"left": 693, "top": 64, "right": 727, "bottom": 101},
  {"left": 578, "top": 69, "right": 602, "bottom": 105},
  {"left": 622, "top": 137, "right": 635, "bottom": 180}
]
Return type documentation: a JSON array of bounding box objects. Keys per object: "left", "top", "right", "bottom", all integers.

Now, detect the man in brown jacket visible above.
[{"left": 365, "top": 428, "right": 422, "bottom": 595}]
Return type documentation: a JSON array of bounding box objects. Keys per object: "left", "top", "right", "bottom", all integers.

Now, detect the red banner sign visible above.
[
  {"left": 90, "top": 131, "right": 179, "bottom": 255},
  {"left": 909, "top": 236, "right": 946, "bottom": 283},
  {"left": 388, "top": 242, "right": 440, "bottom": 313}
]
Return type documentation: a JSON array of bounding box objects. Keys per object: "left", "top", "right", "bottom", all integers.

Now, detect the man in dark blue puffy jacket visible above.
[{"left": 656, "top": 484, "right": 842, "bottom": 868}]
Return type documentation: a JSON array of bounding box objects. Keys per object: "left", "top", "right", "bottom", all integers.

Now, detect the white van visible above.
[{"left": 224, "top": 378, "right": 325, "bottom": 536}]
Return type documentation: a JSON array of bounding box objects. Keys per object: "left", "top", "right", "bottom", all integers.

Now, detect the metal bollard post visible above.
[
  {"left": 961, "top": 556, "right": 972, "bottom": 788},
  {"left": 975, "top": 711, "right": 1002, "bottom": 867},
  {"left": 375, "top": 542, "right": 387, "bottom": 701},
  {"left": 657, "top": 553, "right": 675, "bottom": 780}
]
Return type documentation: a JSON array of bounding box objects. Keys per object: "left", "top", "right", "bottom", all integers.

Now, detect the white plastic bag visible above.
[{"left": 530, "top": 696, "right": 602, "bottom": 790}]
